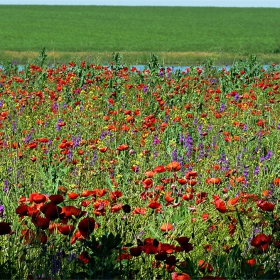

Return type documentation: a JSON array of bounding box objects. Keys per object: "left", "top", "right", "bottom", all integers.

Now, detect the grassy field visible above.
[{"left": 0, "top": 5, "right": 279, "bottom": 64}]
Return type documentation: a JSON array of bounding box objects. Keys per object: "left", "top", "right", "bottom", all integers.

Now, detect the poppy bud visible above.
[{"left": 122, "top": 204, "right": 131, "bottom": 213}]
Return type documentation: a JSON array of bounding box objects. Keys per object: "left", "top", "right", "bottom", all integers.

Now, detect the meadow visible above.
[
  {"left": 0, "top": 51, "right": 280, "bottom": 279},
  {"left": 0, "top": 5, "right": 279, "bottom": 64}
]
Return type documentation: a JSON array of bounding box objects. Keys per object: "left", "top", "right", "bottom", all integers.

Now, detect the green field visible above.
[{"left": 0, "top": 5, "right": 279, "bottom": 64}]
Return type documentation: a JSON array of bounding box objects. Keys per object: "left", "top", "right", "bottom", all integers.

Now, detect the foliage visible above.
[{"left": 0, "top": 54, "right": 279, "bottom": 279}]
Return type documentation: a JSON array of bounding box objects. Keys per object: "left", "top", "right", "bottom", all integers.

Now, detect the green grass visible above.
[{"left": 0, "top": 5, "right": 280, "bottom": 64}]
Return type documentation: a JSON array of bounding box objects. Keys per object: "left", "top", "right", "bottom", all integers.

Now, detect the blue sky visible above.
[{"left": 0, "top": 0, "right": 279, "bottom": 7}]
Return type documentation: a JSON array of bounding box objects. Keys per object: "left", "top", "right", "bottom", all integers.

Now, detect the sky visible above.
[{"left": 0, "top": 0, "right": 279, "bottom": 7}]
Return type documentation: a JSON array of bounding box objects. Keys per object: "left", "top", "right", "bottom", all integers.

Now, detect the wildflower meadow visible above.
[{"left": 0, "top": 52, "right": 280, "bottom": 279}]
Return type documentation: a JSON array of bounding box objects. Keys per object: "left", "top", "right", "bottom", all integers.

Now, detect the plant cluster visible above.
[{"left": 0, "top": 53, "right": 280, "bottom": 279}]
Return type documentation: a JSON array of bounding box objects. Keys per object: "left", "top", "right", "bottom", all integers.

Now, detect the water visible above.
[{"left": 0, "top": 64, "right": 272, "bottom": 72}]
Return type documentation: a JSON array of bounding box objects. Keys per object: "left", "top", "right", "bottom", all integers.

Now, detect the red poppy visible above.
[
  {"left": 68, "top": 192, "right": 79, "bottom": 199},
  {"left": 177, "top": 178, "right": 187, "bottom": 185},
  {"left": 186, "top": 179, "right": 197, "bottom": 186},
  {"left": 155, "top": 251, "right": 167, "bottom": 261},
  {"left": 251, "top": 233, "right": 272, "bottom": 252},
  {"left": 142, "top": 178, "right": 153, "bottom": 189},
  {"left": 132, "top": 207, "right": 147, "bottom": 215},
  {"left": 78, "top": 251, "right": 90, "bottom": 264},
  {"left": 78, "top": 217, "right": 95, "bottom": 239},
  {"left": 21, "top": 229, "right": 35, "bottom": 244},
  {"left": 27, "top": 142, "right": 37, "bottom": 149},
  {"left": 61, "top": 206, "right": 82, "bottom": 218},
  {"left": 153, "top": 165, "right": 166, "bottom": 173},
  {"left": 109, "top": 190, "right": 123, "bottom": 201},
  {"left": 32, "top": 216, "right": 50, "bottom": 230},
  {"left": 175, "top": 237, "right": 193, "bottom": 253},
  {"left": 206, "top": 177, "right": 221, "bottom": 185},
  {"left": 143, "top": 244, "right": 158, "bottom": 254},
  {"left": 0, "top": 222, "right": 12, "bottom": 235},
  {"left": 148, "top": 201, "right": 161, "bottom": 209},
  {"left": 99, "top": 147, "right": 108, "bottom": 153},
  {"left": 145, "top": 171, "right": 155, "bottom": 178},
  {"left": 117, "top": 252, "right": 132, "bottom": 261},
  {"left": 111, "top": 204, "right": 123, "bottom": 213},
  {"left": 185, "top": 170, "right": 198, "bottom": 179},
  {"left": 40, "top": 202, "right": 62, "bottom": 220},
  {"left": 58, "top": 121, "right": 66, "bottom": 127},
  {"left": 16, "top": 205, "right": 29, "bottom": 217},
  {"left": 198, "top": 259, "right": 213, "bottom": 273},
  {"left": 130, "top": 246, "right": 143, "bottom": 257},
  {"left": 58, "top": 224, "right": 75, "bottom": 235},
  {"left": 202, "top": 213, "right": 209, "bottom": 221},
  {"left": 172, "top": 272, "right": 191, "bottom": 280},
  {"left": 245, "top": 258, "right": 256, "bottom": 266},
  {"left": 165, "top": 255, "right": 177, "bottom": 265},
  {"left": 273, "top": 178, "right": 280, "bottom": 186},
  {"left": 257, "top": 200, "right": 275, "bottom": 211},
  {"left": 81, "top": 190, "right": 93, "bottom": 197},
  {"left": 166, "top": 161, "right": 181, "bottom": 172},
  {"left": 160, "top": 223, "right": 173, "bottom": 232},
  {"left": 116, "top": 144, "right": 129, "bottom": 151},
  {"left": 49, "top": 194, "right": 64, "bottom": 205},
  {"left": 182, "top": 193, "right": 194, "bottom": 201},
  {"left": 227, "top": 197, "right": 239, "bottom": 208},
  {"left": 30, "top": 193, "right": 47, "bottom": 204},
  {"left": 214, "top": 199, "right": 227, "bottom": 213}
]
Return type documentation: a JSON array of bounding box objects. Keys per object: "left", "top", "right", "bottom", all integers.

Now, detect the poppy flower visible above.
[
  {"left": 198, "top": 259, "right": 213, "bottom": 273},
  {"left": 160, "top": 223, "right": 173, "bottom": 232},
  {"left": 143, "top": 244, "right": 158, "bottom": 254},
  {"left": 182, "top": 194, "right": 193, "bottom": 201},
  {"left": 109, "top": 190, "right": 123, "bottom": 201},
  {"left": 0, "top": 222, "right": 12, "bottom": 235},
  {"left": 130, "top": 246, "right": 143, "bottom": 257},
  {"left": 142, "top": 178, "right": 153, "bottom": 189},
  {"left": 165, "top": 255, "right": 177, "bottom": 265},
  {"left": 49, "top": 194, "right": 64, "bottom": 204},
  {"left": 166, "top": 161, "right": 181, "bottom": 172},
  {"left": 257, "top": 200, "right": 275, "bottom": 211},
  {"left": 78, "top": 251, "right": 90, "bottom": 264},
  {"left": 78, "top": 217, "right": 95, "bottom": 239},
  {"left": 245, "top": 258, "right": 256, "bottom": 266},
  {"left": 177, "top": 178, "right": 187, "bottom": 185},
  {"left": 116, "top": 144, "right": 129, "bottom": 151},
  {"left": 16, "top": 205, "right": 29, "bottom": 217},
  {"left": 155, "top": 251, "right": 167, "bottom": 261},
  {"left": 32, "top": 216, "right": 50, "bottom": 230},
  {"left": 206, "top": 177, "right": 221, "bottom": 185},
  {"left": 40, "top": 202, "right": 62, "bottom": 220},
  {"left": 175, "top": 237, "right": 193, "bottom": 253},
  {"left": 214, "top": 199, "right": 227, "bottom": 213},
  {"left": 148, "top": 201, "right": 161, "bottom": 209},
  {"left": 202, "top": 213, "right": 209, "bottom": 221},
  {"left": 251, "top": 233, "right": 272, "bottom": 253},
  {"left": 81, "top": 190, "right": 93, "bottom": 197},
  {"left": 172, "top": 272, "right": 191, "bottom": 280},
  {"left": 185, "top": 170, "right": 198, "bottom": 179},
  {"left": 145, "top": 171, "right": 155, "bottom": 178},
  {"left": 153, "top": 165, "right": 166, "bottom": 173},
  {"left": 227, "top": 197, "right": 239, "bottom": 208},
  {"left": 117, "top": 252, "right": 132, "bottom": 261},
  {"left": 61, "top": 206, "right": 81, "bottom": 218},
  {"left": 132, "top": 207, "right": 146, "bottom": 215},
  {"left": 68, "top": 192, "right": 79, "bottom": 200},
  {"left": 273, "top": 178, "right": 280, "bottom": 186},
  {"left": 58, "top": 224, "right": 75, "bottom": 235},
  {"left": 30, "top": 193, "right": 47, "bottom": 204}
]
